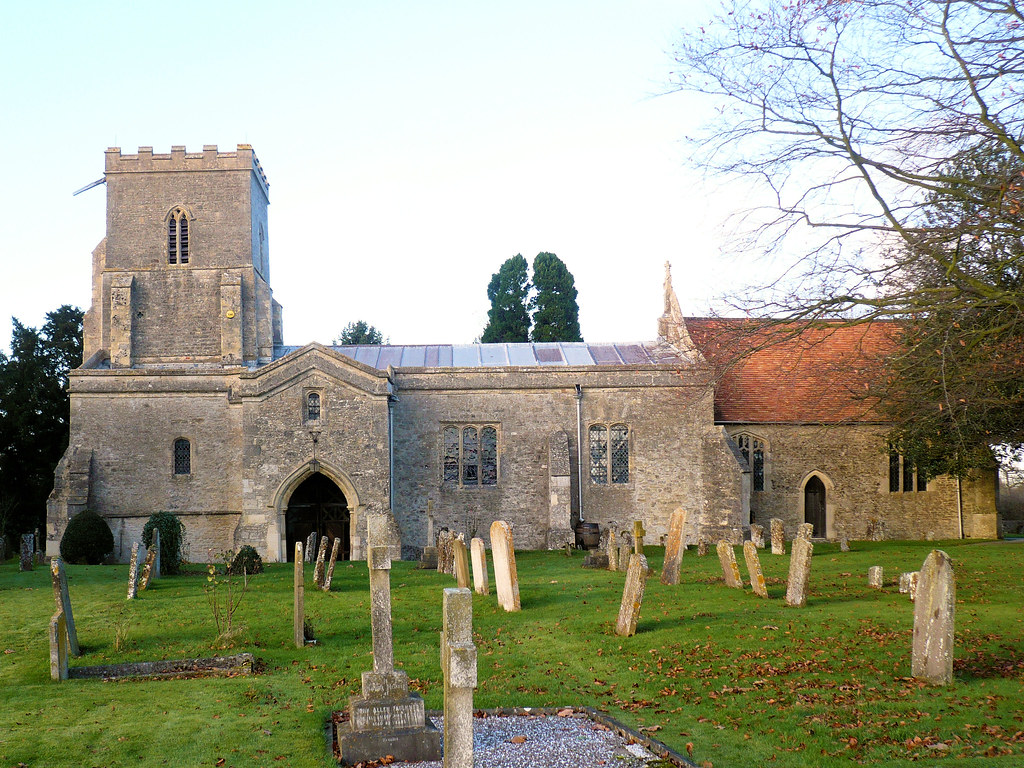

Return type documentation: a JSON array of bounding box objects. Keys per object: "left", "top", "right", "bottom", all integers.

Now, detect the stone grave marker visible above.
[
  {"left": 615, "top": 554, "right": 649, "bottom": 637},
  {"left": 660, "top": 509, "right": 687, "bottom": 586},
  {"left": 470, "top": 537, "right": 489, "bottom": 595},
  {"left": 294, "top": 542, "right": 305, "bottom": 648},
  {"left": 305, "top": 532, "right": 318, "bottom": 563},
  {"left": 313, "top": 536, "right": 329, "bottom": 587},
  {"left": 323, "top": 537, "right": 341, "bottom": 591},
  {"left": 606, "top": 530, "right": 618, "bottom": 571},
  {"left": 716, "top": 541, "right": 744, "bottom": 589},
  {"left": 868, "top": 566, "right": 884, "bottom": 589},
  {"left": 899, "top": 572, "right": 912, "bottom": 594},
  {"left": 617, "top": 540, "right": 631, "bottom": 573},
  {"left": 785, "top": 537, "right": 814, "bottom": 607},
  {"left": 632, "top": 520, "right": 646, "bottom": 554},
  {"left": 420, "top": 503, "right": 438, "bottom": 569},
  {"left": 151, "top": 528, "right": 161, "bottom": 579},
  {"left": 837, "top": 526, "right": 850, "bottom": 552},
  {"left": 770, "top": 518, "right": 785, "bottom": 555},
  {"left": 139, "top": 548, "right": 156, "bottom": 591},
  {"left": 441, "top": 587, "right": 477, "bottom": 768},
  {"left": 50, "top": 558, "right": 80, "bottom": 656},
  {"left": 453, "top": 538, "right": 471, "bottom": 590},
  {"left": 797, "top": 522, "right": 814, "bottom": 541},
  {"left": 20, "top": 534, "right": 34, "bottom": 571},
  {"left": 697, "top": 536, "right": 709, "bottom": 557},
  {"left": 750, "top": 523, "right": 765, "bottom": 549},
  {"left": 437, "top": 530, "right": 456, "bottom": 576},
  {"left": 336, "top": 513, "right": 441, "bottom": 763},
  {"left": 909, "top": 571, "right": 919, "bottom": 601},
  {"left": 126, "top": 543, "right": 141, "bottom": 600},
  {"left": 743, "top": 541, "right": 768, "bottom": 598},
  {"left": 50, "top": 610, "right": 69, "bottom": 681},
  {"left": 912, "top": 550, "right": 955, "bottom": 686},
  {"left": 490, "top": 521, "right": 520, "bottom": 612}
]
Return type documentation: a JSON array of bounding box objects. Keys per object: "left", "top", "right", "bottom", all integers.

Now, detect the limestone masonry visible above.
[{"left": 46, "top": 145, "right": 999, "bottom": 563}]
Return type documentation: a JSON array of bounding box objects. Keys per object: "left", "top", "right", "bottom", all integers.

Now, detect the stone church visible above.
[{"left": 45, "top": 145, "right": 998, "bottom": 563}]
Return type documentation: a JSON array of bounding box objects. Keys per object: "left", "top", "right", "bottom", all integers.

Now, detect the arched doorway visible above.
[
  {"left": 804, "top": 475, "right": 826, "bottom": 538},
  {"left": 285, "top": 473, "right": 350, "bottom": 562}
]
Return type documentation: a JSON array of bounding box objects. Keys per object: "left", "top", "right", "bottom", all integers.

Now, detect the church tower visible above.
[{"left": 82, "top": 144, "right": 282, "bottom": 367}]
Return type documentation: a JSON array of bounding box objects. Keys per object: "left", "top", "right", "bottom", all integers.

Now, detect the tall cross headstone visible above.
[
  {"left": 336, "top": 513, "right": 441, "bottom": 763},
  {"left": 912, "top": 550, "right": 955, "bottom": 685},
  {"left": 323, "top": 537, "right": 341, "bottom": 591},
  {"left": 785, "top": 537, "right": 814, "bottom": 607},
  {"left": 615, "top": 554, "right": 649, "bottom": 637},
  {"left": 294, "top": 542, "right": 305, "bottom": 648},
  {"left": 490, "top": 521, "right": 520, "bottom": 612},
  {"left": 441, "top": 587, "right": 477, "bottom": 768},
  {"left": 470, "top": 537, "right": 489, "bottom": 595},
  {"left": 50, "top": 558, "right": 80, "bottom": 656},
  {"left": 661, "top": 509, "right": 687, "bottom": 586},
  {"left": 632, "top": 520, "right": 646, "bottom": 555}
]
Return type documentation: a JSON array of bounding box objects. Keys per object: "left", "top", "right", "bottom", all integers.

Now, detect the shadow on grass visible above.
[{"left": 954, "top": 645, "right": 1024, "bottom": 680}]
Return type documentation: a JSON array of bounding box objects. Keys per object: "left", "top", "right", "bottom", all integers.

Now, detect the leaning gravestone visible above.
[
  {"left": 660, "top": 509, "right": 687, "bottom": 586},
  {"left": 453, "top": 538, "right": 471, "bottom": 590},
  {"left": 868, "top": 566, "right": 884, "bottom": 589},
  {"left": 490, "top": 521, "right": 521, "bottom": 612},
  {"left": 50, "top": 610, "right": 69, "bottom": 681},
  {"left": 20, "top": 534, "right": 34, "bottom": 572},
  {"left": 785, "top": 537, "right": 814, "bottom": 607},
  {"left": 50, "top": 558, "right": 80, "bottom": 656},
  {"left": 770, "top": 518, "right": 785, "bottom": 555},
  {"left": 470, "top": 538, "right": 489, "bottom": 595},
  {"left": 126, "top": 543, "right": 142, "bottom": 600},
  {"left": 615, "top": 554, "right": 649, "bottom": 637},
  {"left": 632, "top": 520, "right": 646, "bottom": 555},
  {"left": 294, "top": 542, "right": 305, "bottom": 649},
  {"left": 323, "top": 537, "right": 341, "bottom": 591},
  {"left": 138, "top": 548, "right": 156, "bottom": 591},
  {"left": 313, "top": 536, "right": 329, "bottom": 587},
  {"left": 717, "top": 541, "right": 743, "bottom": 589},
  {"left": 151, "top": 528, "right": 161, "bottom": 579},
  {"left": 750, "top": 524, "right": 765, "bottom": 549},
  {"left": 336, "top": 514, "right": 441, "bottom": 763},
  {"left": 305, "top": 532, "right": 318, "bottom": 563},
  {"left": 697, "top": 536, "right": 709, "bottom": 557},
  {"left": 617, "top": 541, "right": 631, "bottom": 573},
  {"left": 606, "top": 530, "right": 618, "bottom": 571},
  {"left": 441, "top": 587, "right": 477, "bottom": 768},
  {"left": 797, "top": 523, "right": 814, "bottom": 541},
  {"left": 912, "top": 550, "right": 955, "bottom": 685},
  {"left": 743, "top": 542, "right": 768, "bottom": 598}
]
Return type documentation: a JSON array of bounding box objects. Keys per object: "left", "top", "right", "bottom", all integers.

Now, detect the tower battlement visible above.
[{"left": 104, "top": 144, "right": 269, "bottom": 194}]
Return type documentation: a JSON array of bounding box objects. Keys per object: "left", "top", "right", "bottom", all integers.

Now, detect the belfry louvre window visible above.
[
  {"left": 168, "top": 208, "right": 190, "bottom": 264},
  {"left": 736, "top": 434, "right": 766, "bottom": 492},
  {"left": 589, "top": 424, "right": 629, "bottom": 484},
  {"left": 442, "top": 425, "right": 498, "bottom": 487},
  {"left": 173, "top": 438, "right": 191, "bottom": 475}
]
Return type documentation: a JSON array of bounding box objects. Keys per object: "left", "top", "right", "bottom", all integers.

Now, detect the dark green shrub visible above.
[
  {"left": 229, "top": 545, "right": 263, "bottom": 575},
  {"left": 142, "top": 511, "right": 186, "bottom": 575},
  {"left": 59, "top": 510, "right": 114, "bottom": 564}
]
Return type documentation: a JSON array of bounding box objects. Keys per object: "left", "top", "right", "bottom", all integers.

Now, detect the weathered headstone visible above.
[
  {"left": 697, "top": 536, "right": 709, "bottom": 557},
  {"left": 749, "top": 523, "right": 765, "bottom": 549},
  {"left": 336, "top": 514, "right": 441, "bottom": 763},
  {"left": 470, "top": 538, "right": 489, "bottom": 595},
  {"left": 617, "top": 541, "right": 631, "bottom": 573},
  {"left": 770, "top": 518, "right": 785, "bottom": 555},
  {"left": 126, "top": 543, "right": 141, "bottom": 600},
  {"left": 313, "top": 536, "right": 329, "bottom": 587},
  {"left": 420, "top": 504, "right": 438, "bottom": 569},
  {"left": 797, "top": 522, "right": 814, "bottom": 541},
  {"left": 437, "top": 530, "right": 456, "bottom": 576},
  {"left": 909, "top": 571, "right": 919, "bottom": 602},
  {"left": 20, "top": 534, "right": 34, "bottom": 572},
  {"left": 49, "top": 610, "right": 69, "bottom": 681},
  {"left": 660, "top": 509, "right": 687, "bottom": 586},
  {"left": 632, "top": 520, "right": 646, "bottom": 554},
  {"left": 441, "top": 587, "right": 477, "bottom": 768},
  {"left": 453, "top": 538, "right": 471, "bottom": 590},
  {"left": 912, "top": 550, "right": 955, "bottom": 685},
  {"left": 151, "top": 528, "right": 161, "bottom": 579},
  {"left": 716, "top": 541, "right": 743, "bottom": 589},
  {"left": 606, "top": 530, "right": 618, "bottom": 571},
  {"left": 323, "top": 537, "right": 341, "bottom": 591},
  {"left": 784, "top": 537, "right": 814, "bottom": 607},
  {"left": 836, "top": 525, "right": 850, "bottom": 552},
  {"left": 743, "top": 541, "right": 768, "bottom": 598},
  {"left": 899, "top": 571, "right": 913, "bottom": 594},
  {"left": 294, "top": 542, "right": 305, "bottom": 648},
  {"left": 615, "top": 554, "right": 649, "bottom": 637},
  {"left": 490, "top": 521, "right": 520, "bottom": 612},
  {"left": 138, "top": 548, "right": 156, "bottom": 591},
  {"left": 868, "top": 565, "right": 884, "bottom": 589},
  {"left": 305, "top": 532, "right": 318, "bottom": 563},
  {"left": 50, "top": 558, "right": 80, "bottom": 656}
]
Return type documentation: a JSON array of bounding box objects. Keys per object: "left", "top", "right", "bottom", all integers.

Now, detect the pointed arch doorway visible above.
[
  {"left": 285, "top": 472, "right": 350, "bottom": 562},
  {"left": 804, "top": 475, "right": 827, "bottom": 538}
]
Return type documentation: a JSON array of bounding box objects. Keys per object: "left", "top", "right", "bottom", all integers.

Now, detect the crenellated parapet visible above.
[{"left": 104, "top": 144, "right": 269, "bottom": 196}]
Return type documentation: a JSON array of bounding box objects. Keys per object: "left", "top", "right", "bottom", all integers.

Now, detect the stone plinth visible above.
[
  {"left": 660, "top": 509, "right": 687, "bottom": 586},
  {"left": 470, "top": 538, "right": 489, "bottom": 595},
  {"left": 615, "top": 554, "right": 649, "bottom": 637},
  {"left": 490, "top": 521, "right": 520, "bottom": 612},
  {"left": 785, "top": 537, "right": 813, "bottom": 607},
  {"left": 912, "top": 550, "right": 955, "bottom": 685},
  {"left": 743, "top": 542, "right": 768, "bottom": 598},
  {"left": 716, "top": 541, "right": 743, "bottom": 589}
]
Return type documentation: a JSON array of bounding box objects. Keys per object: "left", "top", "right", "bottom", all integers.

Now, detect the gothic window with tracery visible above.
[
  {"left": 168, "top": 207, "right": 190, "bottom": 264},
  {"left": 442, "top": 424, "right": 498, "bottom": 487},
  {"left": 590, "top": 423, "right": 630, "bottom": 484},
  {"left": 173, "top": 438, "right": 191, "bottom": 475},
  {"left": 736, "top": 433, "right": 766, "bottom": 492}
]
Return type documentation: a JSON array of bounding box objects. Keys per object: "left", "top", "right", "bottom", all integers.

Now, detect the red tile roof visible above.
[{"left": 686, "top": 318, "right": 901, "bottom": 424}]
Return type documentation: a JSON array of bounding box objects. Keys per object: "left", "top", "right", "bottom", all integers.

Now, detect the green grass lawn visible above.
[{"left": 1, "top": 540, "right": 1022, "bottom": 767}]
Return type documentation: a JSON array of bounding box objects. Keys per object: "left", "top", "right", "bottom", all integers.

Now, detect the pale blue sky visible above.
[{"left": 0, "top": 0, "right": 747, "bottom": 349}]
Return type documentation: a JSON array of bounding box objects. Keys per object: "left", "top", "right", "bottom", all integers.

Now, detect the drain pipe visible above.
[
  {"left": 575, "top": 384, "right": 584, "bottom": 522},
  {"left": 387, "top": 366, "right": 396, "bottom": 512}
]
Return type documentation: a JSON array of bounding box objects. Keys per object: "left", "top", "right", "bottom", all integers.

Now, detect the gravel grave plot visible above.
[{"left": 392, "top": 711, "right": 662, "bottom": 767}]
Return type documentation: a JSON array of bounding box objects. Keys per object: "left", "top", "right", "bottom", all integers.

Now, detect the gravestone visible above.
[
  {"left": 909, "top": 571, "right": 919, "bottom": 601},
  {"left": 836, "top": 525, "right": 850, "bottom": 552},
  {"left": 49, "top": 610, "right": 69, "bottom": 681},
  {"left": 139, "top": 548, "right": 156, "bottom": 591},
  {"left": 323, "top": 538, "right": 341, "bottom": 591},
  {"left": 420, "top": 504, "right": 438, "bottom": 569},
  {"left": 615, "top": 554, "right": 649, "bottom": 637},
  {"left": 770, "top": 519, "right": 785, "bottom": 555},
  {"left": 912, "top": 550, "right": 955, "bottom": 685},
  {"left": 305, "top": 532, "right": 318, "bottom": 563},
  {"left": 743, "top": 541, "right": 768, "bottom": 598},
  {"left": 606, "top": 530, "right": 618, "bottom": 571},
  {"left": 617, "top": 541, "right": 631, "bottom": 573},
  {"left": 632, "top": 520, "right": 646, "bottom": 554},
  {"left": 797, "top": 523, "right": 814, "bottom": 541},
  {"left": 313, "top": 536, "right": 329, "bottom": 587},
  {"left": 470, "top": 538, "right": 489, "bottom": 595},
  {"left": 336, "top": 514, "right": 441, "bottom": 763},
  {"left": 660, "top": 509, "right": 687, "bottom": 586},
  {"left": 20, "top": 534, "right": 34, "bottom": 571},
  {"left": 716, "top": 541, "right": 743, "bottom": 589},
  {"left": 749, "top": 524, "right": 765, "bottom": 549},
  {"left": 453, "top": 538, "right": 471, "bottom": 590},
  {"left": 441, "top": 587, "right": 477, "bottom": 768},
  {"left": 899, "top": 571, "right": 913, "bottom": 594},
  {"left": 294, "top": 542, "right": 305, "bottom": 648},
  {"left": 126, "top": 543, "right": 141, "bottom": 600},
  {"left": 868, "top": 566, "right": 884, "bottom": 589},
  {"left": 490, "top": 521, "right": 520, "bottom": 612},
  {"left": 697, "top": 536, "right": 709, "bottom": 557},
  {"left": 50, "top": 558, "right": 80, "bottom": 656},
  {"left": 784, "top": 537, "right": 814, "bottom": 607},
  {"left": 151, "top": 528, "right": 161, "bottom": 579},
  {"left": 437, "top": 530, "right": 456, "bottom": 576}
]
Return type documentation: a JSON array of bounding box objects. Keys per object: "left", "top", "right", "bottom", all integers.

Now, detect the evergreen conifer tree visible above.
[
  {"left": 530, "top": 252, "right": 582, "bottom": 342},
  {"left": 481, "top": 255, "right": 531, "bottom": 343}
]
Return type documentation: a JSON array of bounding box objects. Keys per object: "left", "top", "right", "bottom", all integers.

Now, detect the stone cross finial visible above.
[{"left": 633, "top": 520, "right": 646, "bottom": 554}]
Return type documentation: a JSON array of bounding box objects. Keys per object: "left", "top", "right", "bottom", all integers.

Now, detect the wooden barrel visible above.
[{"left": 574, "top": 522, "right": 601, "bottom": 550}]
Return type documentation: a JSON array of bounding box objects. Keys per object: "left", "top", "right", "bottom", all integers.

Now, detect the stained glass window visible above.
[
  {"left": 610, "top": 424, "right": 629, "bottom": 484},
  {"left": 443, "top": 426, "right": 460, "bottom": 484},
  {"left": 462, "top": 427, "right": 479, "bottom": 486},
  {"left": 173, "top": 438, "right": 191, "bottom": 475},
  {"left": 589, "top": 425, "right": 608, "bottom": 484},
  {"left": 737, "top": 434, "right": 766, "bottom": 492},
  {"left": 481, "top": 426, "right": 497, "bottom": 486},
  {"left": 443, "top": 425, "right": 499, "bottom": 487}
]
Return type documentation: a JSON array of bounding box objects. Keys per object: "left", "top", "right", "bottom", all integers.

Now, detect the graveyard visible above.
[{"left": 2, "top": 537, "right": 1023, "bottom": 767}]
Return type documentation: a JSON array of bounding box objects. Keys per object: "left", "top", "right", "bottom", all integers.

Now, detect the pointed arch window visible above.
[
  {"left": 736, "top": 433, "right": 766, "bottom": 492},
  {"left": 168, "top": 207, "right": 190, "bottom": 264},
  {"left": 173, "top": 438, "right": 191, "bottom": 475}
]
